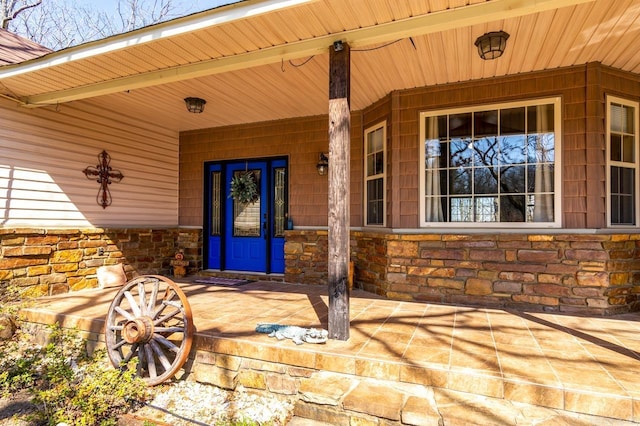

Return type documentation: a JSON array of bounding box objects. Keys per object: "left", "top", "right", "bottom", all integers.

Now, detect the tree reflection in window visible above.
[{"left": 423, "top": 102, "right": 556, "bottom": 223}]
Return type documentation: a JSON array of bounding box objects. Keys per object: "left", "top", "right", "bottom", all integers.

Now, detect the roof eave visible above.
[
  {"left": 3, "top": 0, "right": 596, "bottom": 108},
  {"left": 0, "top": 0, "right": 314, "bottom": 79}
]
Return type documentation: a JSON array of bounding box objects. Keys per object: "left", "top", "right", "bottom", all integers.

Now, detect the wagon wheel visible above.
[{"left": 105, "top": 275, "right": 194, "bottom": 386}]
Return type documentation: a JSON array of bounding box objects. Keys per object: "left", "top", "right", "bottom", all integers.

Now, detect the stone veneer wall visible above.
[
  {"left": 0, "top": 228, "right": 202, "bottom": 297},
  {"left": 285, "top": 230, "right": 640, "bottom": 315}
]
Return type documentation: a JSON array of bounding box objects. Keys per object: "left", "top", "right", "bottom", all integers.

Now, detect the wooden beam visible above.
[{"left": 327, "top": 41, "right": 350, "bottom": 341}]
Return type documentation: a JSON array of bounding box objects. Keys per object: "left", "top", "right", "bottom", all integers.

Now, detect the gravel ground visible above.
[
  {"left": 1, "top": 381, "right": 295, "bottom": 426},
  {"left": 127, "top": 380, "right": 295, "bottom": 425},
  {"left": 0, "top": 390, "right": 38, "bottom": 426}
]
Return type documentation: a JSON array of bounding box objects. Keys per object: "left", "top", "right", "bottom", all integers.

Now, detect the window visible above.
[
  {"left": 273, "top": 167, "right": 286, "bottom": 237},
  {"left": 210, "top": 171, "right": 221, "bottom": 236},
  {"left": 607, "top": 96, "right": 639, "bottom": 226},
  {"left": 365, "top": 122, "right": 386, "bottom": 226},
  {"left": 419, "top": 98, "right": 561, "bottom": 227}
]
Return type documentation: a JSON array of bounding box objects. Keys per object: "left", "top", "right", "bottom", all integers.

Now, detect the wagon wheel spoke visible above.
[
  {"left": 115, "top": 306, "right": 135, "bottom": 321},
  {"left": 124, "top": 291, "right": 142, "bottom": 317},
  {"left": 122, "top": 343, "right": 139, "bottom": 365},
  {"left": 154, "top": 308, "right": 182, "bottom": 326},
  {"left": 150, "top": 340, "right": 173, "bottom": 372},
  {"left": 137, "top": 344, "right": 145, "bottom": 376},
  {"left": 147, "top": 278, "right": 159, "bottom": 314},
  {"left": 138, "top": 281, "right": 148, "bottom": 315},
  {"left": 104, "top": 275, "right": 194, "bottom": 386},
  {"left": 143, "top": 343, "right": 157, "bottom": 380},
  {"left": 153, "top": 333, "right": 179, "bottom": 352},
  {"left": 111, "top": 338, "right": 127, "bottom": 351},
  {"left": 154, "top": 326, "right": 185, "bottom": 333}
]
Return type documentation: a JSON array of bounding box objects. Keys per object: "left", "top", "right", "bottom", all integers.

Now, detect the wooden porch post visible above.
[{"left": 328, "top": 41, "right": 350, "bottom": 341}]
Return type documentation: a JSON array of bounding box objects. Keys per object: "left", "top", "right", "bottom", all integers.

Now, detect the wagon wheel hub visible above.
[{"left": 122, "top": 317, "right": 154, "bottom": 344}]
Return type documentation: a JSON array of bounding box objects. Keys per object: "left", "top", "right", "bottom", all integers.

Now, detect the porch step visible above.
[
  {"left": 293, "top": 371, "right": 637, "bottom": 425},
  {"left": 191, "top": 330, "right": 639, "bottom": 424}
]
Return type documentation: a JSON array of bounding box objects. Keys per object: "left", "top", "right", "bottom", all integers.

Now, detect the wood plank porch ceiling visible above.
[{"left": 0, "top": 0, "right": 638, "bottom": 132}]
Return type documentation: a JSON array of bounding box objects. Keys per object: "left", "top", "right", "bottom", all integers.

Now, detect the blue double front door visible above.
[{"left": 204, "top": 158, "right": 287, "bottom": 274}]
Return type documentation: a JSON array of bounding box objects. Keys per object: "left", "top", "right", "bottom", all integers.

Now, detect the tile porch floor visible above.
[{"left": 20, "top": 278, "right": 640, "bottom": 423}]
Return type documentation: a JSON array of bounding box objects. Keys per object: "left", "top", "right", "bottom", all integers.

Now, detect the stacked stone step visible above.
[{"left": 294, "top": 371, "right": 636, "bottom": 425}]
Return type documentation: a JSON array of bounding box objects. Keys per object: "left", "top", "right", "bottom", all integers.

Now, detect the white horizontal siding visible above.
[{"left": 0, "top": 98, "right": 179, "bottom": 228}]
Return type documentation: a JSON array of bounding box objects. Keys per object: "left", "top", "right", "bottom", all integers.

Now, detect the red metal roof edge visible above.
[{"left": 0, "top": 28, "right": 52, "bottom": 66}]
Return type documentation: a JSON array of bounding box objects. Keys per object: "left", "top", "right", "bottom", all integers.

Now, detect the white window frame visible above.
[
  {"left": 419, "top": 97, "right": 562, "bottom": 228},
  {"left": 364, "top": 121, "right": 387, "bottom": 227},
  {"left": 606, "top": 95, "right": 640, "bottom": 227}
]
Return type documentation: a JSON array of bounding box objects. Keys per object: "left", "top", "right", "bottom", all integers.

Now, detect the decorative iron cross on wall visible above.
[{"left": 83, "top": 150, "right": 124, "bottom": 209}]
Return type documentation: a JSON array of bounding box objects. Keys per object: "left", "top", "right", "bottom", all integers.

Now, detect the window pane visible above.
[
  {"left": 624, "top": 105, "right": 635, "bottom": 133},
  {"left": 500, "top": 135, "right": 526, "bottom": 164},
  {"left": 450, "top": 113, "right": 472, "bottom": 137},
  {"left": 476, "top": 197, "right": 498, "bottom": 222},
  {"left": 273, "top": 168, "right": 286, "bottom": 237},
  {"left": 500, "top": 195, "right": 526, "bottom": 222},
  {"left": 611, "top": 163, "right": 635, "bottom": 195},
  {"left": 529, "top": 193, "right": 554, "bottom": 222},
  {"left": 623, "top": 135, "right": 634, "bottom": 163},
  {"left": 233, "top": 170, "right": 261, "bottom": 237},
  {"left": 367, "top": 178, "right": 384, "bottom": 225},
  {"left": 527, "top": 164, "right": 554, "bottom": 193},
  {"left": 367, "top": 155, "right": 374, "bottom": 177},
  {"left": 528, "top": 104, "right": 554, "bottom": 133},
  {"left": 425, "top": 115, "right": 446, "bottom": 140},
  {"left": 473, "top": 137, "right": 499, "bottom": 166},
  {"left": 366, "top": 152, "right": 382, "bottom": 176},
  {"left": 527, "top": 134, "right": 555, "bottom": 163},
  {"left": 501, "top": 107, "right": 525, "bottom": 135},
  {"left": 367, "top": 127, "right": 384, "bottom": 152},
  {"left": 610, "top": 134, "right": 622, "bottom": 161},
  {"left": 611, "top": 103, "right": 634, "bottom": 133},
  {"left": 450, "top": 168, "right": 472, "bottom": 195},
  {"left": 501, "top": 165, "right": 525, "bottom": 193},
  {"left": 450, "top": 197, "right": 473, "bottom": 222},
  {"left": 450, "top": 138, "right": 473, "bottom": 167},
  {"left": 611, "top": 166, "right": 636, "bottom": 225},
  {"left": 621, "top": 167, "right": 635, "bottom": 194},
  {"left": 475, "top": 110, "right": 498, "bottom": 136},
  {"left": 367, "top": 126, "right": 384, "bottom": 177},
  {"left": 210, "top": 171, "right": 221, "bottom": 236},
  {"left": 612, "top": 195, "right": 636, "bottom": 225},
  {"left": 474, "top": 167, "right": 498, "bottom": 194},
  {"left": 375, "top": 152, "right": 384, "bottom": 174},
  {"left": 611, "top": 166, "right": 619, "bottom": 193},
  {"left": 620, "top": 195, "right": 635, "bottom": 224}
]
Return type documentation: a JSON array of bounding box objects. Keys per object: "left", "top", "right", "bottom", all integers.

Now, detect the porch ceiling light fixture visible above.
[
  {"left": 474, "top": 31, "right": 509, "bottom": 60},
  {"left": 316, "top": 153, "right": 329, "bottom": 176},
  {"left": 184, "top": 97, "right": 206, "bottom": 113}
]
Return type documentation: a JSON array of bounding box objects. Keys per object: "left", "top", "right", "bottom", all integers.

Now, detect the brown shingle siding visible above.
[{"left": 180, "top": 63, "right": 640, "bottom": 230}]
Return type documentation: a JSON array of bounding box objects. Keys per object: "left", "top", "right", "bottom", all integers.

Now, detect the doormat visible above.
[{"left": 193, "top": 277, "right": 253, "bottom": 286}]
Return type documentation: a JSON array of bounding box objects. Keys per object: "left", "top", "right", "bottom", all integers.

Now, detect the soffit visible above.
[{"left": 0, "top": 0, "right": 638, "bottom": 132}]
